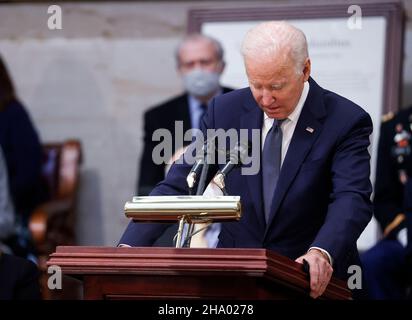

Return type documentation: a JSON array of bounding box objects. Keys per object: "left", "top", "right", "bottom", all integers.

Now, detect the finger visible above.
[
  {"left": 317, "top": 273, "right": 328, "bottom": 296},
  {"left": 295, "top": 256, "right": 304, "bottom": 264},
  {"left": 318, "top": 263, "right": 333, "bottom": 297},
  {"left": 310, "top": 260, "right": 321, "bottom": 298},
  {"left": 316, "top": 261, "right": 327, "bottom": 294}
]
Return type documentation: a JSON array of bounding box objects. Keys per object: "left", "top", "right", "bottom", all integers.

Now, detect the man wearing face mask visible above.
[
  {"left": 137, "top": 34, "right": 232, "bottom": 197},
  {"left": 135, "top": 34, "right": 232, "bottom": 247}
]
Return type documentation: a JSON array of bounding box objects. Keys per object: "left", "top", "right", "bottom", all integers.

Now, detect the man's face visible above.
[
  {"left": 245, "top": 53, "right": 310, "bottom": 119},
  {"left": 177, "top": 40, "right": 224, "bottom": 75}
]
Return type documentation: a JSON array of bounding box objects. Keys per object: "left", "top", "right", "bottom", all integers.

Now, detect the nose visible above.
[
  {"left": 261, "top": 89, "right": 274, "bottom": 107},
  {"left": 192, "top": 62, "right": 205, "bottom": 70},
  {"left": 190, "top": 59, "right": 214, "bottom": 71}
]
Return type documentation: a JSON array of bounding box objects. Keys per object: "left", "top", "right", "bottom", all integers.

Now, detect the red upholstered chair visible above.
[{"left": 29, "top": 140, "right": 82, "bottom": 298}]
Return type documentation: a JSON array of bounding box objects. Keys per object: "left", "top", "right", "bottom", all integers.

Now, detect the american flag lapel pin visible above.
[{"left": 306, "top": 127, "right": 314, "bottom": 133}]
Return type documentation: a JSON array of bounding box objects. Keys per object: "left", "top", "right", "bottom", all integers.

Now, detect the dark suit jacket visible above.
[
  {"left": 137, "top": 88, "right": 233, "bottom": 196},
  {"left": 0, "top": 253, "right": 41, "bottom": 300},
  {"left": 122, "top": 78, "right": 373, "bottom": 279}
]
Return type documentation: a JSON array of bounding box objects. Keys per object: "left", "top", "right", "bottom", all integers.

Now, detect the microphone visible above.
[
  {"left": 213, "top": 141, "right": 250, "bottom": 191},
  {"left": 186, "top": 134, "right": 217, "bottom": 191},
  {"left": 186, "top": 158, "right": 204, "bottom": 190}
]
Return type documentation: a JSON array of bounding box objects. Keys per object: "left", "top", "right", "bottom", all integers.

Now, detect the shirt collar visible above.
[{"left": 188, "top": 88, "right": 223, "bottom": 110}]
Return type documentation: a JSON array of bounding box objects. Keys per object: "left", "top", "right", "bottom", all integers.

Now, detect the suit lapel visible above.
[
  {"left": 265, "top": 78, "right": 326, "bottom": 233},
  {"left": 240, "top": 94, "right": 266, "bottom": 230},
  {"left": 177, "top": 93, "right": 192, "bottom": 133}
]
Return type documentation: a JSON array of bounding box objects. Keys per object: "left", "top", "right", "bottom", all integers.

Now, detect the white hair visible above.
[
  {"left": 241, "top": 21, "right": 308, "bottom": 75},
  {"left": 175, "top": 33, "right": 224, "bottom": 67}
]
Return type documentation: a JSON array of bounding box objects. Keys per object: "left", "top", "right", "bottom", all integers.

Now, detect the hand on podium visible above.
[{"left": 295, "top": 248, "right": 333, "bottom": 299}]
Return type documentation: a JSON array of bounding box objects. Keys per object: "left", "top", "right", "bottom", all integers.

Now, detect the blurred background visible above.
[{"left": 0, "top": 0, "right": 411, "bottom": 250}]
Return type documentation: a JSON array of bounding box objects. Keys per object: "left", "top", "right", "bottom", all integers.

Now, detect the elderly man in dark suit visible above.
[
  {"left": 121, "top": 21, "right": 373, "bottom": 299},
  {"left": 138, "top": 33, "right": 232, "bottom": 196}
]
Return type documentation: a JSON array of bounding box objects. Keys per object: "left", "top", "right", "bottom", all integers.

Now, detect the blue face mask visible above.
[{"left": 183, "top": 69, "right": 221, "bottom": 98}]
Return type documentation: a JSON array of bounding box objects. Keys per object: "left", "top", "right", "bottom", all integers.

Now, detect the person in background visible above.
[
  {"left": 136, "top": 34, "right": 232, "bottom": 246},
  {"left": 0, "top": 251, "right": 41, "bottom": 300},
  {"left": 361, "top": 106, "right": 412, "bottom": 299},
  {"left": 0, "top": 146, "right": 15, "bottom": 253},
  {"left": 0, "top": 132, "right": 40, "bottom": 300},
  {"left": 121, "top": 21, "right": 374, "bottom": 299},
  {"left": 0, "top": 54, "right": 45, "bottom": 258},
  {"left": 137, "top": 33, "right": 232, "bottom": 196}
]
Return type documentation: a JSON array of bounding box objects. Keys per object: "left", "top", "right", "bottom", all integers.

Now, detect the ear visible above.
[
  {"left": 217, "top": 60, "right": 226, "bottom": 74},
  {"left": 303, "top": 58, "right": 311, "bottom": 82},
  {"left": 176, "top": 61, "right": 184, "bottom": 75},
  {"left": 176, "top": 54, "right": 184, "bottom": 75}
]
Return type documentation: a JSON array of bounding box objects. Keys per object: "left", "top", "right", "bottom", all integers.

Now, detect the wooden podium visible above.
[{"left": 47, "top": 246, "right": 351, "bottom": 300}]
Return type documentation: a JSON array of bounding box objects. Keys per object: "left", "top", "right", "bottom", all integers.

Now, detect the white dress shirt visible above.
[{"left": 188, "top": 89, "right": 223, "bottom": 130}]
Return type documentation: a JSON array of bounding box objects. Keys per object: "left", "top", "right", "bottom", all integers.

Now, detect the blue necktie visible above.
[
  {"left": 262, "top": 119, "right": 285, "bottom": 223},
  {"left": 198, "top": 104, "right": 208, "bottom": 129}
]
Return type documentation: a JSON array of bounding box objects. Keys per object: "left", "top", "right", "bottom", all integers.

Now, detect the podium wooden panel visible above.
[{"left": 47, "top": 246, "right": 351, "bottom": 300}]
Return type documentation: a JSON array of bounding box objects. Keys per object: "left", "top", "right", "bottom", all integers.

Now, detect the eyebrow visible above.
[{"left": 271, "top": 82, "right": 286, "bottom": 87}]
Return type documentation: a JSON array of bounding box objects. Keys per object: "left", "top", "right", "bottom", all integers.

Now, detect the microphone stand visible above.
[
  {"left": 180, "top": 139, "right": 215, "bottom": 247},
  {"left": 196, "top": 138, "right": 214, "bottom": 196}
]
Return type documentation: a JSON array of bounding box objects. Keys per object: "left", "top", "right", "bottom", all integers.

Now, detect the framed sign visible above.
[{"left": 188, "top": 0, "right": 404, "bottom": 249}]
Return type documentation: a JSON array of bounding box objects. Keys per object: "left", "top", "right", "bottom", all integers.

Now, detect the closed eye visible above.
[{"left": 271, "top": 83, "right": 284, "bottom": 90}]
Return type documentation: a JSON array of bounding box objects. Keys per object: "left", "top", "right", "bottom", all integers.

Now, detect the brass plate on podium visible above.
[{"left": 124, "top": 195, "right": 241, "bottom": 223}]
